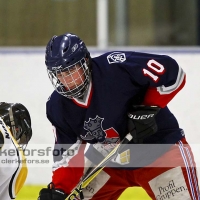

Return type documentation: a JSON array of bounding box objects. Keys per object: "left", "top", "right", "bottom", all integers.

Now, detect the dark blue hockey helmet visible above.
[{"left": 45, "top": 33, "right": 91, "bottom": 99}]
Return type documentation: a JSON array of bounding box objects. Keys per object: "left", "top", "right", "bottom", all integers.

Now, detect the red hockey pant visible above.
[{"left": 82, "top": 138, "right": 200, "bottom": 200}]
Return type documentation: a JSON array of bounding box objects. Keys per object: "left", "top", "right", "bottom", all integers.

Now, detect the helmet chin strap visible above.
[{"left": 8, "top": 106, "right": 17, "bottom": 139}]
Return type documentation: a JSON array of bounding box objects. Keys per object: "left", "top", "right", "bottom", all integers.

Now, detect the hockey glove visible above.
[
  {"left": 38, "top": 183, "right": 68, "bottom": 200},
  {"left": 127, "top": 105, "right": 160, "bottom": 143}
]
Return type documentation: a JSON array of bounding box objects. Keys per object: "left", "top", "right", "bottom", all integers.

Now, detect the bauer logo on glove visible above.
[
  {"left": 127, "top": 105, "right": 160, "bottom": 144},
  {"left": 128, "top": 112, "right": 155, "bottom": 120}
]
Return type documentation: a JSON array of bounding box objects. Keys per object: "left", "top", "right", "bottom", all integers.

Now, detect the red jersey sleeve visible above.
[{"left": 52, "top": 140, "right": 86, "bottom": 194}]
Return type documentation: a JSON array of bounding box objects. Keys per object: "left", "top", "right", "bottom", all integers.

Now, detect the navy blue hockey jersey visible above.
[{"left": 46, "top": 51, "right": 186, "bottom": 194}]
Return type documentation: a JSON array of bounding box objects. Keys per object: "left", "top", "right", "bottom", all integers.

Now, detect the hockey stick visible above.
[{"left": 67, "top": 132, "right": 133, "bottom": 200}]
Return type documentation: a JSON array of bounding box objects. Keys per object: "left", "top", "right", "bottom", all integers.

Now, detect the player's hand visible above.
[
  {"left": 38, "top": 183, "right": 68, "bottom": 200},
  {"left": 127, "top": 105, "right": 160, "bottom": 143}
]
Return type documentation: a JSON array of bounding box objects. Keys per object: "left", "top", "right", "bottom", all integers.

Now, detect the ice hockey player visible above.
[
  {"left": 38, "top": 33, "right": 200, "bottom": 200},
  {"left": 0, "top": 102, "right": 32, "bottom": 199}
]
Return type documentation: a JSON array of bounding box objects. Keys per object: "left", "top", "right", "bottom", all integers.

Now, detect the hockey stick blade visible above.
[{"left": 67, "top": 132, "right": 133, "bottom": 200}]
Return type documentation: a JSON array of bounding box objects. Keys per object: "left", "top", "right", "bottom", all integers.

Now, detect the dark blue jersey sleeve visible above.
[
  {"left": 46, "top": 92, "right": 85, "bottom": 194},
  {"left": 106, "top": 51, "right": 186, "bottom": 108},
  {"left": 46, "top": 91, "right": 78, "bottom": 145}
]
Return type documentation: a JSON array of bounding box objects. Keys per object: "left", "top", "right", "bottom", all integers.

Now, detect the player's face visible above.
[{"left": 56, "top": 64, "right": 85, "bottom": 90}]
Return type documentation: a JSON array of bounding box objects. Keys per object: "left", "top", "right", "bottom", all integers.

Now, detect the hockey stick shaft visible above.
[{"left": 67, "top": 132, "right": 133, "bottom": 200}]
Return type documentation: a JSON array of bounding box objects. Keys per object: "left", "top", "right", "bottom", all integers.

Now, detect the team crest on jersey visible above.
[
  {"left": 107, "top": 52, "right": 126, "bottom": 64},
  {"left": 81, "top": 115, "right": 119, "bottom": 143}
]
